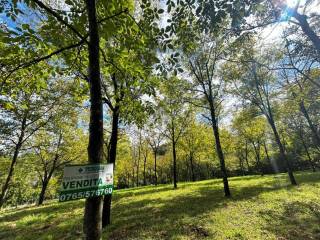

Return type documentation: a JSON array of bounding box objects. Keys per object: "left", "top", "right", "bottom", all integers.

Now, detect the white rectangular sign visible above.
[{"left": 59, "top": 163, "right": 113, "bottom": 202}]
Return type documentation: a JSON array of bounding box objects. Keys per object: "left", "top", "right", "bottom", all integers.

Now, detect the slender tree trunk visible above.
[
  {"left": 143, "top": 155, "right": 147, "bottom": 185},
  {"left": 298, "top": 129, "right": 316, "bottom": 172},
  {"left": 154, "top": 150, "right": 157, "bottom": 185},
  {"left": 102, "top": 107, "right": 119, "bottom": 227},
  {"left": 302, "top": 138, "right": 316, "bottom": 172},
  {"left": 263, "top": 141, "right": 272, "bottom": 173},
  {"left": 38, "top": 178, "right": 49, "bottom": 205},
  {"left": 263, "top": 141, "right": 271, "bottom": 163},
  {"left": 252, "top": 141, "right": 263, "bottom": 176},
  {"left": 189, "top": 153, "right": 195, "bottom": 181},
  {"left": 0, "top": 115, "right": 26, "bottom": 208},
  {"left": 209, "top": 102, "right": 231, "bottom": 197},
  {"left": 268, "top": 117, "right": 297, "bottom": 185},
  {"left": 0, "top": 143, "right": 22, "bottom": 208},
  {"left": 132, "top": 166, "right": 135, "bottom": 187},
  {"left": 136, "top": 140, "right": 140, "bottom": 187},
  {"left": 245, "top": 141, "right": 250, "bottom": 173},
  {"left": 84, "top": 1, "right": 104, "bottom": 238},
  {"left": 292, "top": 9, "right": 320, "bottom": 55},
  {"left": 238, "top": 155, "right": 245, "bottom": 176},
  {"left": 300, "top": 101, "right": 320, "bottom": 146},
  {"left": 172, "top": 140, "right": 178, "bottom": 189}
]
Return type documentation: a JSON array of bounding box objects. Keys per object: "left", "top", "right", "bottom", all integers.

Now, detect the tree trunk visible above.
[
  {"left": 263, "top": 141, "right": 271, "bottom": 163},
  {"left": 0, "top": 115, "right": 26, "bottom": 208},
  {"left": 136, "top": 143, "right": 140, "bottom": 187},
  {"left": 238, "top": 155, "right": 245, "bottom": 176},
  {"left": 172, "top": 140, "right": 178, "bottom": 189},
  {"left": 102, "top": 107, "right": 119, "bottom": 227},
  {"left": 0, "top": 143, "right": 22, "bottom": 208},
  {"left": 292, "top": 10, "right": 320, "bottom": 55},
  {"left": 298, "top": 129, "right": 316, "bottom": 172},
  {"left": 84, "top": 0, "right": 104, "bottom": 239},
  {"left": 143, "top": 155, "right": 147, "bottom": 185},
  {"left": 252, "top": 141, "right": 263, "bottom": 176},
  {"left": 300, "top": 101, "right": 320, "bottom": 147},
  {"left": 209, "top": 102, "right": 231, "bottom": 197},
  {"left": 154, "top": 151, "right": 157, "bottom": 185},
  {"left": 268, "top": 117, "right": 297, "bottom": 185},
  {"left": 38, "top": 178, "right": 49, "bottom": 205},
  {"left": 189, "top": 153, "right": 195, "bottom": 181},
  {"left": 302, "top": 137, "right": 316, "bottom": 172},
  {"left": 245, "top": 141, "right": 250, "bottom": 173}
]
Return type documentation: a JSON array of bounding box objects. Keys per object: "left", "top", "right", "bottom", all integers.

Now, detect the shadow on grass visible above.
[
  {"left": 0, "top": 201, "right": 84, "bottom": 240},
  {"left": 1, "top": 172, "right": 320, "bottom": 240},
  {"left": 259, "top": 201, "right": 320, "bottom": 240},
  {"left": 105, "top": 172, "right": 320, "bottom": 239}
]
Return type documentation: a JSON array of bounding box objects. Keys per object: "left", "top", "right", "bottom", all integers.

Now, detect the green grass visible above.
[{"left": 1, "top": 171, "right": 320, "bottom": 240}]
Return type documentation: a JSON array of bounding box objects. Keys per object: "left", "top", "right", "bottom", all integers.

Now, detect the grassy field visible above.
[{"left": 1, "top": 171, "right": 320, "bottom": 240}]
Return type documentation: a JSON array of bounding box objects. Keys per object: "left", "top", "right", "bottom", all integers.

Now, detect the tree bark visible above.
[
  {"left": 0, "top": 115, "right": 26, "bottom": 208},
  {"left": 298, "top": 128, "right": 316, "bottom": 172},
  {"left": 251, "top": 141, "right": 263, "bottom": 176},
  {"left": 263, "top": 141, "right": 271, "bottom": 164},
  {"left": 154, "top": 150, "right": 157, "bottom": 185},
  {"left": 84, "top": 0, "right": 104, "bottom": 239},
  {"left": 172, "top": 140, "right": 178, "bottom": 189},
  {"left": 189, "top": 153, "right": 195, "bottom": 181},
  {"left": 292, "top": 9, "right": 320, "bottom": 55},
  {"left": 245, "top": 140, "right": 250, "bottom": 173},
  {"left": 299, "top": 101, "right": 320, "bottom": 147},
  {"left": 102, "top": 107, "right": 119, "bottom": 227},
  {"left": 209, "top": 101, "right": 231, "bottom": 197},
  {"left": 136, "top": 138, "right": 140, "bottom": 187},
  {"left": 38, "top": 178, "right": 49, "bottom": 205},
  {"left": 268, "top": 117, "right": 297, "bottom": 185},
  {"left": 143, "top": 154, "right": 147, "bottom": 185}
]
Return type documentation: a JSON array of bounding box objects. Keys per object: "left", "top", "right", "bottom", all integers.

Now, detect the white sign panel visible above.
[{"left": 59, "top": 163, "right": 113, "bottom": 202}]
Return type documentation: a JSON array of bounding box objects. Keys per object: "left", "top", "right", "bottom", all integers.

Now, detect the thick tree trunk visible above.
[
  {"left": 268, "top": 117, "right": 297, "bottom": 185},
  {"left": 209, "top": 102, "right": 231, "bottom": 197},
  {"left": 84, "top": 0, "right": 104, "bottom": 239},
  {"left": 292, "top": 10, "right": 320, "bottom": 55}
]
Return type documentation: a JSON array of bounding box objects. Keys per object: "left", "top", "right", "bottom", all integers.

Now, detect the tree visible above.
[
  {"left": 224, "top": 42, "right": 298, "bottom": 185},
  {"left": 32, "top": 109, "right": 87, "bottom": 205},
  {"left": 188, "top": 33, "right": 231, "bottom": 197},
  {"left": 232, "top": 111, "right": 269, "bottom": 175},
  {"left": 0, "top": 67, "right": 66, "bottom": 208},
  {"left": 145, "top": 119, "right": 164, "bottom": 186},
  {"left": 159, "top": 77, "right": 191, "bottom": 189}
]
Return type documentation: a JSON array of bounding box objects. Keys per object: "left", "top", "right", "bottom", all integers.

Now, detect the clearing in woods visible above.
[{"left": 0, "top": 171, "right": 320, "bottom": 240}]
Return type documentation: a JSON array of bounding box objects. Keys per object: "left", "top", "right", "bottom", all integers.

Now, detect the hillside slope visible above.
[{"left": 1, "top": 172, "right": 320, "bottom": 240}]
